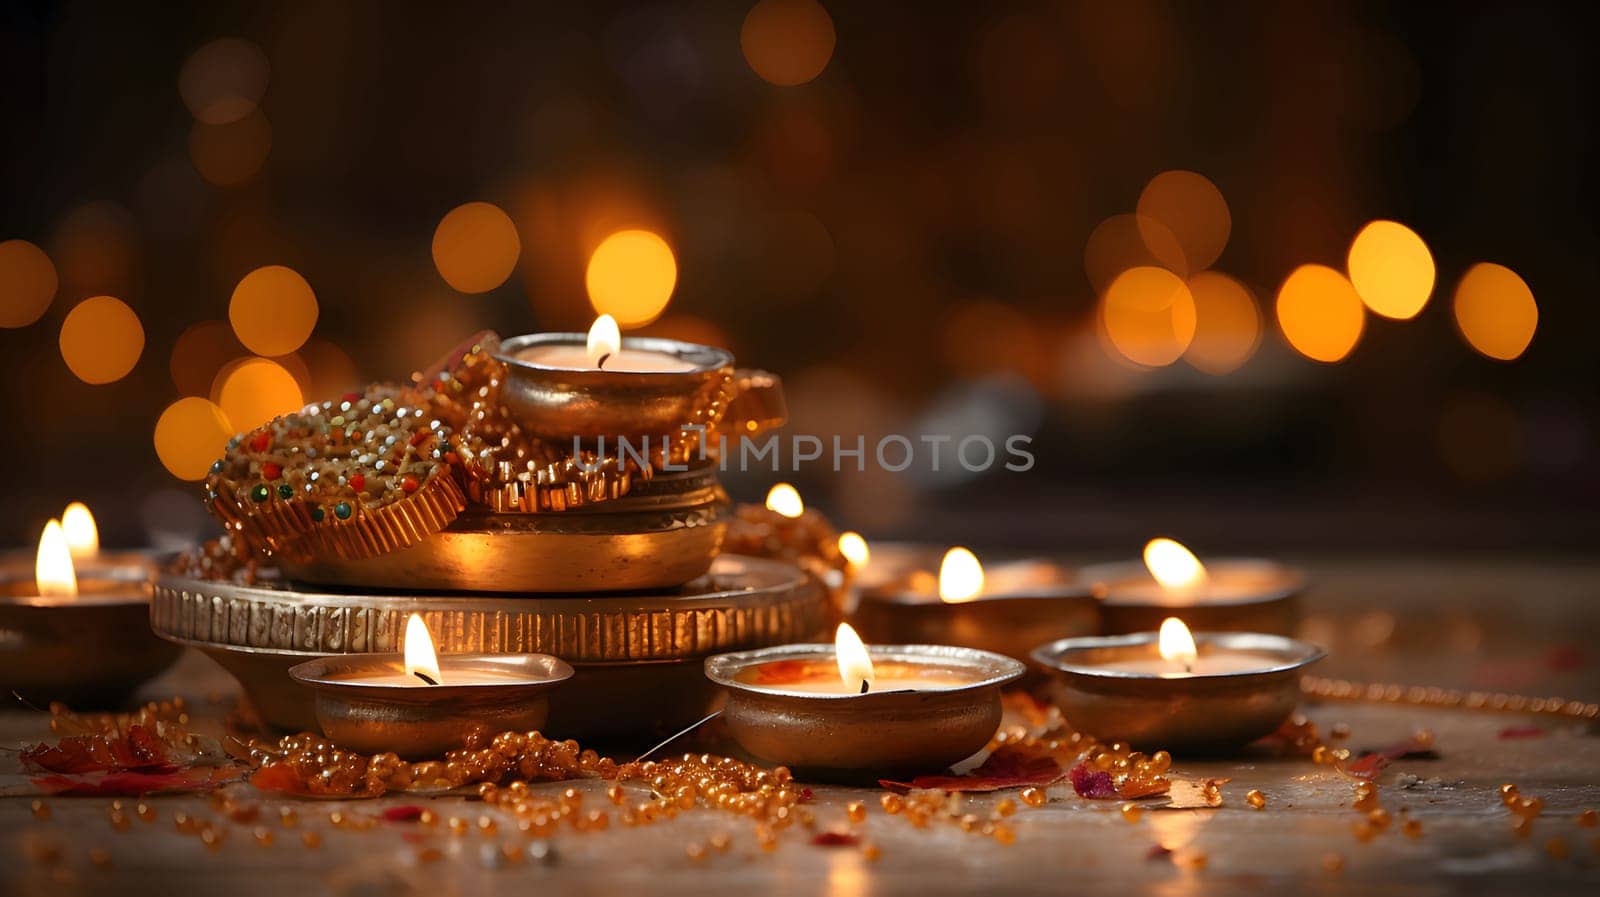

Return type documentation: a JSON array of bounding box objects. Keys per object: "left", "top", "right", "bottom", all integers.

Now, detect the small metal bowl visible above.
[
  {"left": 495, "top": 333, "right": 735, "bottom": 442},
  {"left": 852, "top": 556, "right": 1098, "bottom": 666},
  {"left": 0, "top": 581, "right": 181, "bottom": 707},
  {"left": 706, "top": 644, "right": 1024, "bottom": 782},
  {"left": 1032, "top": 631, "right": 1324, "bottom": 754},
  {"left": 1081, "top": 558, "right": 1305, "bottom": 635},
  {"left": 289, "top": 653, "right": 573, "bottom": 759}
]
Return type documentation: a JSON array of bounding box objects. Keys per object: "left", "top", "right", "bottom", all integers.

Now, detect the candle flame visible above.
[
  {"left": 61, "top": 502, "right": 99, "bottom": 559},
  {"left": 765, "top": 483, "right": 804, "bottom": 519},
  {"left": 837, "top": 531, "right": 869, "bottom": 570},
  {"left": 938, "top": 547, "right": 984, "bottom": 604},
  {"left": 586, "top": 314, "right": 621, "bottom": 368},
  {"left": 404, "top": 613, "right": 443, "bottom": 685},
  {"left": 35, "top": 519, "right": 78, "bottom": 598},
  {"left": 834, "top": 623, "right": 875, "bottom": 694},
  {"left": 1158, "top": 617, "right": 1198, "bottom": 668},
  {"left": 1143, "top": 537, "right": 1208, "bottom": 594}
]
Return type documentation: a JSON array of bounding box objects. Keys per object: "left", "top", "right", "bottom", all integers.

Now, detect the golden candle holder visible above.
[
  {"left": 289, "top": 653, "right": 573, "bottom": 758},
  {"left": 705, "top": 644, "right": 1024, "bottom": 781},
  {"left": 1, "top": 579, "right": 180, "bottom": 707},
  {"left": 1032, "top": 631, "right": 1324, "bottom": 753},
  {"left": 151, "top": 554, "right": 828, "bottom": 740},
  {"left": 1082, "top": 558, "right": 1305, "bottom": 635}
]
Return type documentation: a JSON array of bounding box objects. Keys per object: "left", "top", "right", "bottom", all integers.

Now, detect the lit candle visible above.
[
  {"left": 837, "top": 531, "right": 869, "bottom": 573},
  {"left": 1091, "top": 617, "right": 1277, "bottom": 676},
  {"left": 511, "top": 315, "right": 697, "bottom": 372},
  {"left": 35, "top": 519, "right": 76, "bottom": 598},
  {"left": 60, "top": 502, "right": 98, "bottom": 561},
  {"left": 329, "top": 614, "right": 544, "bottom": 686},
  {"left": 764, "top": 483, "right": 805, "bottom": 519},
  {"left": 1086, "top": 538, "right": 1305, "bottom": 635},
  {"left": 746, "top": 624, "right": 971, "bottom": 694}
]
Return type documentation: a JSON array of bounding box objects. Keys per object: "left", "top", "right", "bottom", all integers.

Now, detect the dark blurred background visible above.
[{"left": 2, "top": 0, "right": 1595, "bottom": 556}]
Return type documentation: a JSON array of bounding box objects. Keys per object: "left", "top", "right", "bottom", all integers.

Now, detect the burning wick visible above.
[
  {"left": 596, "top": 353, "right": 611, "bottom": 370},
  {"left": 1158, "top": 616, "right": 1199, "bottom": 675},
  {"left": 835, "top": 623, "right": 875, "bottom": 696},
  {"left": 586, "top": 314, "right": 621, "bottom": 370},
  {"left": 859, "top": 680, "right": 869, "bottom": 695},
  {"left": 404, "top": 613, "right": 444, "bottom": 687},
  {"left": 413, "top": 671, "right": 438, "bottom": 686}
]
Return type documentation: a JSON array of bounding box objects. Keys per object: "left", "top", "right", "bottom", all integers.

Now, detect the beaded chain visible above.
[{"left": 1300, "top": 675, "right": 1600, "bottom": 721}]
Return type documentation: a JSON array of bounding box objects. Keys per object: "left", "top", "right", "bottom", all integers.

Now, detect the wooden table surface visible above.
[{"left": 3, "top": 556, "right": 1598, "bottom": 896}]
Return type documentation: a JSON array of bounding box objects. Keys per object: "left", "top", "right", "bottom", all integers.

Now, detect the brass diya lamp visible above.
[
  {"left": 2, "top": 514, "right": 179, "bottom": 706},
  {"left": 851, "top": 545, "right": 1098, "bottom": 665},
  {"left": 705, "top": 624, "right": 1024, "bottom": 782},
  {"left": 1033, "top": 617, "right": 1324, "bottom": 754},
  {"left": 1084, "top": 538, "right": 1305, "bottom": 635},
  {"left": 289, "top": 615, "right": 572, "bottom": 758}
]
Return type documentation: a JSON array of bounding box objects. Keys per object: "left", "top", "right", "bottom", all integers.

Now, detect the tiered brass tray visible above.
[
  {"left": 151, "top": 554, "right": 827, "bottom": 741},
  {"left": 277, "top": 465, "right": 731, "bottom": 593}
]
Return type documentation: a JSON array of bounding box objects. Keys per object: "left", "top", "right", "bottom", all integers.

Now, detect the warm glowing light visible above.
[
  {"left": 1083, "top": 214, "right": 1186, "bottom": 296},
  {"left": 1453, "top": 262, "right": 1537, "bottom": 361},
  {"left": 585, "top": 230, "right": 677, "bottom": 327},
  {"left": 765, "top": 483, "right": 804, "bottom": 518},
  {"left": 1101, "top": 266, "right": 1197, "bottom": 367},
  {"left": 1136, "top": 170, "right": 1231, "bottom": 273},
  {"left": 1183, "top": 271, "right": 1260, "bottom": 375},
  {"left": 834, "top": 623, "right": 875, "bottom": 694},
  {"left": 61, "top": 503, "right": 98, "bottom": 559},
  {"left": 741, "top": 0, "right": 837, "bottom": 87},
  {"left": 1143, "top": 538, "right": 1208, "bottom": 594},
  {"left": 1347, "top": 220, "right": 1434, "bottom": 320},
  {"left": 432, "top": 202, "right": 521, "bottom": 294},
  {"left": 189, "top": 109, "right": 272, "bottom": 186},
  {"left": 404, "top": 614, "right": 443, "bottom": 686},
  {"left": 179, "top": 38, "right": 270, "bottom": 125},
  {"left": 1158, "top": 617, "right": 1198, "bottom": 668},
  {"left": 0, "top": 239, "right": 58, "bottom": 329},
  {"left": 229, "top": 265, "right": 318, "bottom": 357},
  {"left": 51, "top": 201, "right": 137, "bottom": 299},
  {"left": 1275, "top": 264, "right": 1365, "bottom": 363},
  {"left": 838, "top": 532, "right": 870, "bottom": 570},
  {"left": 938, "top": 547, "right": 985, "bottom": 604},
  {"left": 217, "top": 357, "right": 304, "bottom": 433},
  {"left": 154, "top": 397, "right": 235, "bottom": 481},
  {"left": 59, "top": 296, "right": 144, "bottom": 384},
  {"left": 170, "top": 320, "right": 247, "bottom": 397},
  {"left": 586, "top": 314, "right": 622, "bottom": 368},
  {"left": 35, "top": 519, "right": 77, "bottom": 599}
]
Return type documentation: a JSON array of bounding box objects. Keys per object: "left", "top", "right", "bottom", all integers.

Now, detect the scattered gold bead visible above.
[
  {"left": 1401, "top": 818, "right": 1423, "bottom": 839},
  {"left": 1330, "top": 723, "right": 1351, "bottom": 739},
  {"left": 1020, "top": 787, "right": 1047, "bottom": 808},
  {"left": 1500, "top": 784, "right": 1520, "bottom": 806},
  {"left": 418, "top": 809, "right": 437, "bottom": 826},
  {"left": 685, "top": 842, "right": 707, "bottom": 862},
  {"left": 1322, "top": 852, "right": 1344, "bottom": 874},
  {"left": 709, "top": 832, "right": 731, "bottom": 852},
  {"left": 253, "top": 826, "right": 274, "bottom": 847},
  {"left": 880, "top": 793, "right": 904, "bottom": 815},
  {"left": 1511, "top": 816, "right": 1534, "bottom": 839},
  {"left": 1368, "top": 808, "right": 1392, "bottom": 831},
  {"left": 201, "top": 827, "right": 224, "bottom": 851},
  {"left": 1512, "top": 796, "right": 1544, "bottom": 820},
  {"left": 846, "top": 802, "right": 867, "bottom": 824},
  {"left": 862, "top": 842, "right": 882, "bottom": 861},
  {"left": 476, "top": 815, "right": 498, "bottom": 836},
  {"left": 995, "top": 798, "right": 1017, "bottom": 817},
  {"left": 1120, "top": 803, "right": 1142, "bottom": 823},
  {"left": 301, "top": 831, "right": 322, "bottom": 849},
  {"left": 30, "top": 800, "right": 50, "bottom": 820},
  {"left": 607, "top": 785, "right": 625, "bottom": 806},
  {"left": 1577, "top": 809, "right": 1598, "bottom": 828},
  {"left": 448, "top": 816, "right": 468, "bottom": 836},
  {"left": 992, "top": 823, "right": 1017, "bottom": 845},
  {"left": 108, "top": 810, "right": 130, "bottom": 832},
  {"left": 136, "top": 802, "right": 157, "bottom": 823},
  {"left": 1352, "top": 821, "right": 1377, "bottom": 843},
  {"left": 1246, "top": 790, "right": 1266, "bottom": 810}
]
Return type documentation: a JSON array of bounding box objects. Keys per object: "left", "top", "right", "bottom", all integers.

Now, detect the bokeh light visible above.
[
  {"left": 229, "top": 265, "right": 318, "bottom": 356},
  {"left": 740, "top": 0, "right": 836, "bottom": 87},
  {"left": 1136, "top": 170, "right": 1231, "bottom": 273},
  {"left": 216, "top": 357, "right": 304, "bottom": 433},
  {"left": 1183, "top": 271, "right": 1261, "bottom": 375},
  {"left": 940, "top": 300, "right": 1051, "bottom": 387},
  {"left": 0, "top": 239, "right": 58, "bottom": 328},
  {"left": 431, "top": 202, "right": 521, "bottom": 294},
  {"left": 189, "top": 109, "right": 272, "bottom": 186},
  {"left": 1100, "top": 266, "right": 1197, "bottom": 367},
  {"left": 1275, "top": 264, "right": 1365, "bottom": 363},
  {"left": 1453, "top": 262, "right": 1537, "bottom": 361},
  {"left": 296, "top": 338, "right": 361, "bottom": 401},
  {"left": 178, "top": 38, "right": 270, "bottom": 125},
  {"left": 1347, "top": 220, "right": 1434, "bottom": 319},
  {"left": 50, "top": 201, "right": 138, "bottom": 300},
  {"left": 58, "top": 296, "right": 144, "bottom": 384},
  {"left": 1083, "top": 214, "right": 1186, "bottom": 296},
  {"left": 153, "top": 397, "right": 235, "bottom": 480},
  {"left": 585, "top": 229, "right": 677, "bottom": 327},
  {"left": 170, "top": 320, "right": 247, "bottom": 396}
]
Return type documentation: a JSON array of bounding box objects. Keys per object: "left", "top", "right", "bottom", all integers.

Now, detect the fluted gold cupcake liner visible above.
[{"left": 294, "top": 471, "right": 468, "bottom": 562}]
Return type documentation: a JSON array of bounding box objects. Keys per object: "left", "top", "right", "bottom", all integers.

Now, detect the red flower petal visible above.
[
  {"left": 1069, "top": 762, "right": 1118, "bottom": 799},
  {"left": 1498, "top": 726, "right": 1544, "bottom": 739},
  {"left": 879, "top": 747, "right": 1065, "bottom": 793},
  {"left": 250, "top": 762, "right": 307, "bottom": 795},
  {"left": 810, "top": 831, "right": 861, "bottom": 847},
  {"left": 382, "top": 805, "right": 426, "bottom": 821}
]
